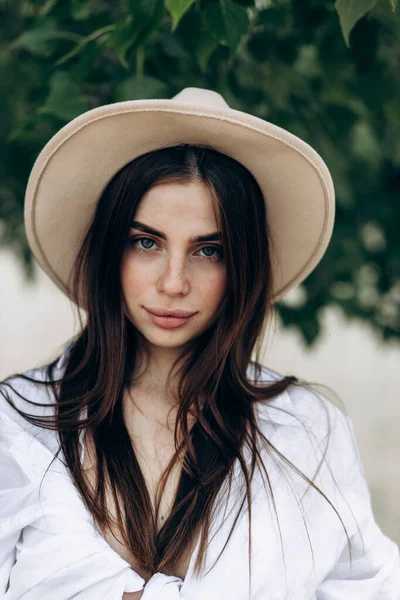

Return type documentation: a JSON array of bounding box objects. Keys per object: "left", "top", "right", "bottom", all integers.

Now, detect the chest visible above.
[{"left": 81, "top": 426, "right": 195, "bottom": 581}]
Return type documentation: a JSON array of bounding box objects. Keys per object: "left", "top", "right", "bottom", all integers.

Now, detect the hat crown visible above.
[{"left": 171, "top": 87, "right": 229, "bottom": 109}]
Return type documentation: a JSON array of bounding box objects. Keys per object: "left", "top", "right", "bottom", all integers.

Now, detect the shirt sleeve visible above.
[
  {"left": 0, "top": 408, "right": 189, "bottom": 600},
  {"left": 0, "top": 410, "right": 147, "bottom": 599},
  {"left": 314, "top": 408, "right": 400, "bottom": 599}
]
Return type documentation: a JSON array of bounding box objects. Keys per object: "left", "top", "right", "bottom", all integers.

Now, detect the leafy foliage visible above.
[{"left": 1, "top": 0, "right": 399, "bottom": 345}]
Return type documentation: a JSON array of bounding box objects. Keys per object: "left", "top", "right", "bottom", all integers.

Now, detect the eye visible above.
[
  {"left": 197, "top": 245, "right": 223, "bottom": 261},
  {"left": 128, "top": 236, "right": 223, "bottom": 261},
  {"left": 130, "top": 236, "right": 158, "bottom": 251}
]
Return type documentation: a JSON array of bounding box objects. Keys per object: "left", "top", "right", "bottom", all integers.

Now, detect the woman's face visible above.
[{"left": 120, "top": 180, "right": 228, "bottom": 352}]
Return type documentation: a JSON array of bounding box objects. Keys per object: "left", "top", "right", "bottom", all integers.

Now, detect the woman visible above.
[{"left": 0, "top": 88, "right": 399, "bottom": 599}]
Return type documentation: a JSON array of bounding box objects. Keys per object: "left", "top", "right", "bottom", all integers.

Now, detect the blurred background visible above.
[{"left": 0, "top": 0, "right": 399, "bottom": 544}]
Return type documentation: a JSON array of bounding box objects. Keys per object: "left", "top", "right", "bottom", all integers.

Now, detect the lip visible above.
[
  {"left": 144, "top": 307, "right": 197, "bottom": 318},
  {"left": 144, "top": 308, "right": 195, "bottom": 329}
]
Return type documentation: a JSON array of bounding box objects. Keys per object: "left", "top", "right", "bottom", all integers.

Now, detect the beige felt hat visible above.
[{"left": 24, "top": 86, "right": 335, "bottom": 306}]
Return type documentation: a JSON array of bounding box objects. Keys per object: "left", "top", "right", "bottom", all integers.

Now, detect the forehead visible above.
[{"left": 135, "top": 180, "right": 217, "bottom": 220}]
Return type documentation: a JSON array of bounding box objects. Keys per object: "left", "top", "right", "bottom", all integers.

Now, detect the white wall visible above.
[{"left": 1, "top": 248, "right": 399, "bottom": 544}]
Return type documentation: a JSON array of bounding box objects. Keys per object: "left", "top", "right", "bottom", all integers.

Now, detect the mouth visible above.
[
  {"left": 144, "top": 307, "right": 196, "bottom": 329},
  {"left": 144, "top": 307, "right": 197, "bottom": 318}
]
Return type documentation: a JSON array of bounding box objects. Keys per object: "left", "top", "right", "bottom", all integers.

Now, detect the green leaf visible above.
[
  {"left": 37, "top": 0, "right": 58, "bottom": 17},
  {"left": 254, "top": 0, "right": 273, "bottom": 7},
  {"left": 108, "top": 0, "right": 164, "bottom": 68},
  {"left": 177, "top": 9, "right": 219, "bottom": 71},
  {"left": 38, "top": 71, "right": 89, "bottom": 121},
  {"left": 107, "top": 16, "right": 141, "bottom": 68},
  {"left": 128, "top": 0, "right": 161, "bottom": 20},
  {"left": 131, "top": 0, "right": 165, "bottom": 49},
  {"left": 334, "top": 0, "right": 378, "bottom": 47},
  {"left": 9, "top": 22, "right": 58, "bottom": 57},
  {"left": 389, "top": 0, "right": 398, "bottom": 9},
  {"left": 114, "top": 75, "right": 168, "bottom": 101},
  {"left": 203, "top": 0, "right": 249, "bottom": 51},
  {"left": 350, "top": 120, "right": 381, "bottom": 165},
  {"left": 165, "top": 0, "right": 196, "bottom": 32},
  {"left": 193, "top": 31, "right": 219, "bottom": 71},
  {"left": 70, "top": 0, "right": 92, "bottom": 20},
  {"left": 293, "top": 44, "right": 321, "bottom": 77},
  {"left": 6, "top": 115, "right": 41, "bottom": 143},
  {"left": 54, "top": 25, "right": 115, "bottom": 66},
  {"left": 127, "top": 0, "right": 164, "bottom": 38},
  {"left": 159, "top": 32, "right": 191, "bottom": 59}
]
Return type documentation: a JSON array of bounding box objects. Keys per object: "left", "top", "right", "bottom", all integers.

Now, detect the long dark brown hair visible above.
[{"left": 1, "top": 144, "right": 357, "bottom": 593}]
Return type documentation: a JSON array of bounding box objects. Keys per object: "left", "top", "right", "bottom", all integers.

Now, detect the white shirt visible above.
[{"left": 0, "top": 343, "right": 399, "bottom": 599}]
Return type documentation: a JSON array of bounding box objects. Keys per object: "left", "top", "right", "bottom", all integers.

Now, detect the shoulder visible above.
[
  {"left": 249, "top": 362, "right": 357, "bottom": 482},
  {"left": 249, "top": 361, "right": 348, "bottom": 432},
  {"left": 0, "top": 341, "right": 73, "bottom": 436}
]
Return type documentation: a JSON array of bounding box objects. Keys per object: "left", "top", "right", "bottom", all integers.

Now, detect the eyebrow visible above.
[{"left": 131, "top": 221, "right": 222, "bottom": 243}]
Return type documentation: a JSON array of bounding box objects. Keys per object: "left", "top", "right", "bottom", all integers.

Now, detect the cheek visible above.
[
  {"left": 200, "top": 270, "right": 228, "bottom": 306},
  {"left": 120, "top": 256, "right": 144, "bottom": 296}
]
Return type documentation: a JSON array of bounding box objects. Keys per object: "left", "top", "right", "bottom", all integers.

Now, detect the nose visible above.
[{"left": 157, "top": 255, "right": 190, "bottom": 296}]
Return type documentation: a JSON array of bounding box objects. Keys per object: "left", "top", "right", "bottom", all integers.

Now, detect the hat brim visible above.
[{"left": 24, "top": 99, "right": 334, "bottom": 306}]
